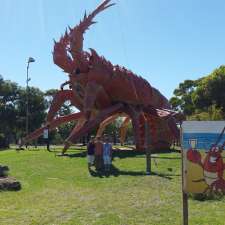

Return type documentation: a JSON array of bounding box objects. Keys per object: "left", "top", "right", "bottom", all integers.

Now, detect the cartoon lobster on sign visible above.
[
  {"left": 21, "top": 0, "right": 180, "bottom": 154},
  {"left": 187, "top": 142, "right": 225, "bottom": 194}
]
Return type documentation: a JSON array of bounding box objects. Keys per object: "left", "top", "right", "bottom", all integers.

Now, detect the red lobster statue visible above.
[{"left": 21, "top": 0, "right": 180, "bottom": 154}]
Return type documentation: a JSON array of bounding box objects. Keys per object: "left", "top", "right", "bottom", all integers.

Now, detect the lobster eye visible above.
[{"left": 75, "top": 68, "right": 81, "bottom": 74}]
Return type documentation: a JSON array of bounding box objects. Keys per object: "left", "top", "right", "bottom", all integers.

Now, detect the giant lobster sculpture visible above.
[{"left": 21, "top": 0, "right": 180, "bottom": 154}]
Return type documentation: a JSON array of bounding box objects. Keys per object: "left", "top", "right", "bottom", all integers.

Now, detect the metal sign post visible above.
[{"left": 182, "top": 191, "right": 189, "bottom": 225}]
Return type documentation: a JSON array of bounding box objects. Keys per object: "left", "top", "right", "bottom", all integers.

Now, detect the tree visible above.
[
  {"left": 15, "top": 87, "right": 47, "bottom": 138},
  {"left": 170, "top": 66, "right": 225, "bottom": 120},
  {"left": 0, "top": 76, "right": 20, "bottom": 147},
  {"left": 188, "top": 105, "right": 224, "bottom": 121},
  {"left": 170, "top": 79, "right": 196, "bottom": 116},
  {"left": 0, "top": 76, "right": 48, "bottom": 147},
  {"left": 192, "top": 66, "right": 225, "bottom": 112}
]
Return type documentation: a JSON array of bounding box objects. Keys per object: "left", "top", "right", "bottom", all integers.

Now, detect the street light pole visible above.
[{"left": 25, "top": 57, "right": 35, "bottom": 148}]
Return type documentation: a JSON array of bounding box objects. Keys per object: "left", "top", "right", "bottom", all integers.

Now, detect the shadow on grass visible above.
[
  {"left": 56, "top": 149, "right": 143, "bottom": 159},
  {"left": 113, "top": 149, "right": 145, "bottom": 158},
  {"left": 113, "top": 149, "right": 181, "bottom": 159},
  {"left": 88, "top": 164, "right": 180, "bottom": 179},
  {"left": 57, "top": 149, "right": 146, "bottom": 159},
  {"left": 88, "top": 165, "right": 145, "bottom": 178},
  {"left": 150, "top": 171, "right": 180, "bottom": 179},
  {"left": 56, "top": 151, "right": 87, "bottom": 158},
  {"left": 151, "top": 156, "right": 181, "bottom": 160},
  {"left": 14, "top": 147, "right": 40, "bottom": 152},
  {"left": 54, "top": 147, "right": 181, "bottom": 159},
  {"left": 57, "top": 151, "right": 181, "bottom": 161}
]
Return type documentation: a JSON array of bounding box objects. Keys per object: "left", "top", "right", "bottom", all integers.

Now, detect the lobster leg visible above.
[
  {"left": 47, "top": 89, "right": 83, "bottom": 123},
  {"left": 63, "top": 103, "right": 124, "bottom": 151},
  {"left": 166, "top": 116, "right": 180, "bottom": 139},
  {"left": 143, "top": 106, "right": 180, "bottom": 144},
  {"left": 120, "top": 117, "right": 131, "bottom": 145},
  {"left": 96, "top": 113, "right": 127, "bottom": 138},
  {"left": 21, "top": 112, "right": 84, "bottom": 146},
  {"left": 83, "top": 81, "right": 111, "bottom": 120},
  {"left": 61, "top": 116, "right": 87, "bottom": 154},
  {"left": 96, "top": 114, "right": 120, "bottom": 138},
  {"left": 124, "top": 105, "right": 143, "bottom": 150}
]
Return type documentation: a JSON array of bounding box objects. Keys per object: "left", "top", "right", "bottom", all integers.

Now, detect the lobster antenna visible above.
[
  {"left": 215, "top": 125, "right": 225, "bottom": 146},
  {"left": 53, "top": 1, "right": 115, "bottom": 72},
  {"left": 78, "top": 0, "right": 116, "bottom": 33},
  {"left": 69, "top": 0, "right": 115, "bottom": 54}
]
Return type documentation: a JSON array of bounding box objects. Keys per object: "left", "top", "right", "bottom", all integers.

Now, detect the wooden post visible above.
[
  {"left": 182, "top": 191, "right": 188, "bottom": 225},
  {"left": 145, "top": 120, "right": 151, "bottom": 175},
  {"left": 180, "top": 123, "right": 188, "bottom": 225}
]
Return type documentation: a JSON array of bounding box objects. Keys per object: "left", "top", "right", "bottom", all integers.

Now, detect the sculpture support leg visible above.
[
  {"left": 119, "top": 117, "right": 130, "bottom": 145},
  {"left": 125, "top": 106, "right": 143, "bottom": 150},
  {"left": 83, "top": 81, "right": 111, "bottom": 119},
  {"left": 63, "top": 103, "right": 123, "bottom": 151}
]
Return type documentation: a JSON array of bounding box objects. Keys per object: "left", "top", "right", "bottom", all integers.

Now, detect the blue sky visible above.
[{"left": 1, "top": 0, "right": 225, "bottom": 98}]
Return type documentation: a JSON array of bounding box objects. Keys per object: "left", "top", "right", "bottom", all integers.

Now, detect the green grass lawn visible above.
[{"left": 0, "top": 148, "right": 224, "bottom": 225}]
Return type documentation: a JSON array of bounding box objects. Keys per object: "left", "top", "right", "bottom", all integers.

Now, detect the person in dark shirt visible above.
[
  {"left": 95, "top": 136, "right": 103, "bottom": 171},
  {"left": 87, "top": 137, "right": 95, "bottom": 169}
]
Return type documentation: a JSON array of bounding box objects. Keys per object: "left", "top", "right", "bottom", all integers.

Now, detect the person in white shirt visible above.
[{"left": 103, "top": 136, "right": 112, "bottom": 171}]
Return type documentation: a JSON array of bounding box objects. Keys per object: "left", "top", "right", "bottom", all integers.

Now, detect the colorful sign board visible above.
[{"left": 182, "top": 121, "right": 225, "bottom": 194}]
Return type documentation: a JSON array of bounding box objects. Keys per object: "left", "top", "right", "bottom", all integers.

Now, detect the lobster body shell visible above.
[{"left": 73, "top": 49, "right": 171, "bottom": 111}]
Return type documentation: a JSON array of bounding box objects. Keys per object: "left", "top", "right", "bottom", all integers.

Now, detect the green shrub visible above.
[{"left": 0, "top": 133, "right": 9, "bottom": 149}]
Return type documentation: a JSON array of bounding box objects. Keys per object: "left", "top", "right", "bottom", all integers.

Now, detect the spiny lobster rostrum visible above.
[{"left": 22, "top": 0, "right": 180, "bottom": 154}]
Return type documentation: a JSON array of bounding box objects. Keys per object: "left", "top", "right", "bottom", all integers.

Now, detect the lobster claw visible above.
[{"left": 187, "top": 148, "right": 202, "bottom": 166}]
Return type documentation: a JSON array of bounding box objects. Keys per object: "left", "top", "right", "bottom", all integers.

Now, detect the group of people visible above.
[{"left": 87, "top": 136, "right": 112, "bottom": 172}]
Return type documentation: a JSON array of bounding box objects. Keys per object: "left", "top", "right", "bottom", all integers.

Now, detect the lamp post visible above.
[{"left": 25, "top": 57, "right": 35, "bottom": 147}]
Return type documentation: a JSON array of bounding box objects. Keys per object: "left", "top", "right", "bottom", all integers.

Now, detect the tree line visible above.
[{"left": 1, "top": 65, "right": 225, "bottom": 148}]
